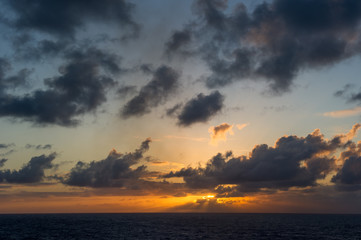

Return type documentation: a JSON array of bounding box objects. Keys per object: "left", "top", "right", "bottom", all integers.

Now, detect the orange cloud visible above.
[
  {"left": 323, "top": 107, "right": 361, "bottom": 118},
  {"left": 209, "top": 123, "right": 249, "bottom": 145},
  {"left": 164, "top": 135, "right": 207, "bottom": 142},
  {"left": 209, "top": 123, "right": 234, "bottom": 145},
  {"left": 236, "top": 123, "right": 249, "bottom": 130}
]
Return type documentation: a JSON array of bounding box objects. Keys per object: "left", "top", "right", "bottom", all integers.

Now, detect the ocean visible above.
[{"left": 0, "top": 213, "right": 360, "bottom": 239}]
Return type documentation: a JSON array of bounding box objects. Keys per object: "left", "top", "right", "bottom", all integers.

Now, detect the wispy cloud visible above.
[
  {"left": 164, "top": 135, "right": 207, "bottom": 142},
  {"left": 236, "top": 123, "right": 249, "bottom": 130},
  {"left": 323, "top": 107, "right": 361, "bottom": 118}
]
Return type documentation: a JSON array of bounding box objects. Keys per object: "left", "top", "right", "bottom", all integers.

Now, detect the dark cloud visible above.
[
  {"left": 0, "top": 143, "right": 15, "bottom": 157},
  {"left": 121, "top": 65, "right": 180, "bottom": 118},
  {"left": 0, "top": 143, "right": 15, "bottom": 149},
  {"left": 165, "top": 30, "right": 192, "bottom": 55},
  {"left": 0, "top": 48, "right": 119, "bottom": 126},
  {"left": 4, "top": 0, "right": 138, "bottom": 38},
  {"left": 177, "top": 91, "right": 224, "bottom": 126},
  {"left": 349, "top": 91, "right": 361, "bottom": 103},
  {"left": 166, "top": 0, "right": 361, "bottom": 93},
  {"left": 139, "top": 64, "right": 154, "bottom": 74},
  {"left": 332, "top": 141, "right": 361, "bottom": 191},
  {"left": 0, "top": 58, "right": 31, "bottom": 96},
  {"left": 11, "top": 34, "right": 70, "bottom": 61},
  {"left": 25, "top": 144, "right": 52, "bottom": 150},
  {"left": 0, "top": 150, "right": 16, "bottom": 157},
  {"left": 63, "top": 138, "right": 151, "bottom": 188},
  {"left": 165, "top": 103, "right": 183, "bottom": 117},
  {"left": 334, "top": 84, "right": 361, "bottom": 104},
  {"left": 334, "top": 84, "right": 354, "bottom": 97},
  {"left": 116, "top": 85, "right": 137, "bottom": 99},
  {"left": 0, "top": 153, "right": 57, "bottom": 184},
  {"left": 164, "top": 126, "right": 360, "bottom": 195},
  {"left": 0, "top": 159, "right": 7, "bottom": 168}
]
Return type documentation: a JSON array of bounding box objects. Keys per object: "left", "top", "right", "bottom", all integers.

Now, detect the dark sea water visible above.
[{"left": 0, "top": 213, "right": 360, "bottom": 240}]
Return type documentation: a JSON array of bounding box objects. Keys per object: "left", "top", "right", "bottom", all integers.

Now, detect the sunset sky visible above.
[{"left": 1, "top": 0, "right": 361, "bottom": 213}]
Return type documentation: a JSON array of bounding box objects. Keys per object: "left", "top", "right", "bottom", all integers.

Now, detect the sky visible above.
[{"left": 1, "top": 0, "right": 361, "bottom": 213}]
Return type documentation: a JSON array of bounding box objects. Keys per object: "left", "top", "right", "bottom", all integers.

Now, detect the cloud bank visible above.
[{"left": 166, "top": 0, "right": 361, "bottom": 93}]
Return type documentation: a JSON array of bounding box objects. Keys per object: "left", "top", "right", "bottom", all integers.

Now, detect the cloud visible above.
[
  {"left": 63, "top": 138, "right": 151, "bottom": 188},
  {"left": 165, "top": 103, "right": 183, "bottom": 117},
  {"left": 0, "top": 143, "right": 15, "bottom": 149},
  {"left": 25, "top": 144, "right": 52, "bottom": 150},
  {"left": 0, "top": 159, "right": 7, "bottom": 168},
  {"left": 116, "top": 85, "right": 137, "bottom": 99},
  {"left": 121, "top": 66, "right": 180, "bottom": 118},
  {"left": 209, "top": 123, "right": 234, "bottom": 145},
  {"left": 236, "top": 123, "right": 249, "bottom": 130},
  {"left": 166, "top": 0, "right": 361, "bottom": 94},
  {"left": 164, "top": 135, "right": 208, "bottom": 142},
  {"left": 0, "top": 48, "right": 119, "bottom": 126},
  {"left": 165, "top": 30, "right": 192, "bottom": 56},
  {"left": 4, "top": 0, "right": 138, "bottom": 38},
  {"left": 0, "top": 58, "right": 32, "bottom": 96},
  {"left": 0, "top": 143, "right": 16, "bottom": 157},
  {"left": 0, "top": 150, "right": 16, "bottom": 157},
  {"left": 334, "top": 84, "right": 354, "bottom": 98},
  {"left": 0, "top": 153, "right": 57, "bottom": 184},
  {"left": 177, "top": 91, "right": 224, "bottom": 126},
  {"left": 164, "top": 124, "right": 361, "bottom": 195},
  {"left": 323, "top": 107, "right": 361, "bottom": 118},
  {"left": 332, "top": 139, "right": 361, "bottom": 191},
  {"left": 11, "top": 35, "right": 71, "bottom": 62}
]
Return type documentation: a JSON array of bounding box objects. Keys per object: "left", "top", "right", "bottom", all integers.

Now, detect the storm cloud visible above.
[
  {"left": 166, "top": 0, "right": 361, "bottom": 93},
  {"left": 0, "top": 153, "right": 57, "bottom": 184},
  {"left": 177, "top": 91, "right": 224, "bottom": 126},
  {"left": 64, "top": 138, "right": 151, "bottom": 188},
  {"left": 121, "top": 65, "right": 180, "bottom": 118},
  {"left": 164, "top": 125, "right": 360, "bottom": 196}
]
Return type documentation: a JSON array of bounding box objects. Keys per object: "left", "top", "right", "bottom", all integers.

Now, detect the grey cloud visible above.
[
  {"left": 139, "top": 64, "right": 154, "bottom": 75},
  {"left": 164, "top": 127, "right": 353, "bottom": 195},
  {"left": 334, "top": 84, "right": 361, "bottom": 104},
  {"left": 165, "top": 30, "right": 192, "bottom": 55},
  {"left": 63, "top": 138, "right": 151, "bottom": 188},
  {"left": 25, "top": 144, "right": 52, "bottom": 150},
  {"left": 349, "top": 92, "right": 361, "bottom": 103},
  {"left": 4, "top": 0, "right": 138, "bottom": 38},
  {"left": 121, "top": 65, "right": 180, "bottom": 118},
  {"left": 0, "top": 153, "right": 57, "bottom": 183},
  {"left": 0, "top": 150, "right": 16, "bottom": 157},
  {"left": 0, "top": 58, "right": 31, "bottom": 95},
  {"left": 166, "top": 0, "right": 361, "bottom": 93},
  {"left": 166, "top": 103, "right": 183, "bottom": 117},
  {"left": 334, "top": 84, "right": 354, "bottom": 97},
  {"left": 116, "top": 85, "right": 137, "bottom": 99},
  {"left": 0, "top": 143, "right": 15, "bottom": 149},
  {"left": 0, "top": 48, "right": 119, "bottom": 126},
  {"left": 0, "top": 159, "right": 7, "bottom": 168},
  {"left": 11, "top": 34, "right": 70, "bottom": 62},
  {"left": 177, "top": 91, "right": 224, "bottom": 126},
  {"left": 332, "top": 141, "right": 361, "bottom": 191}
]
